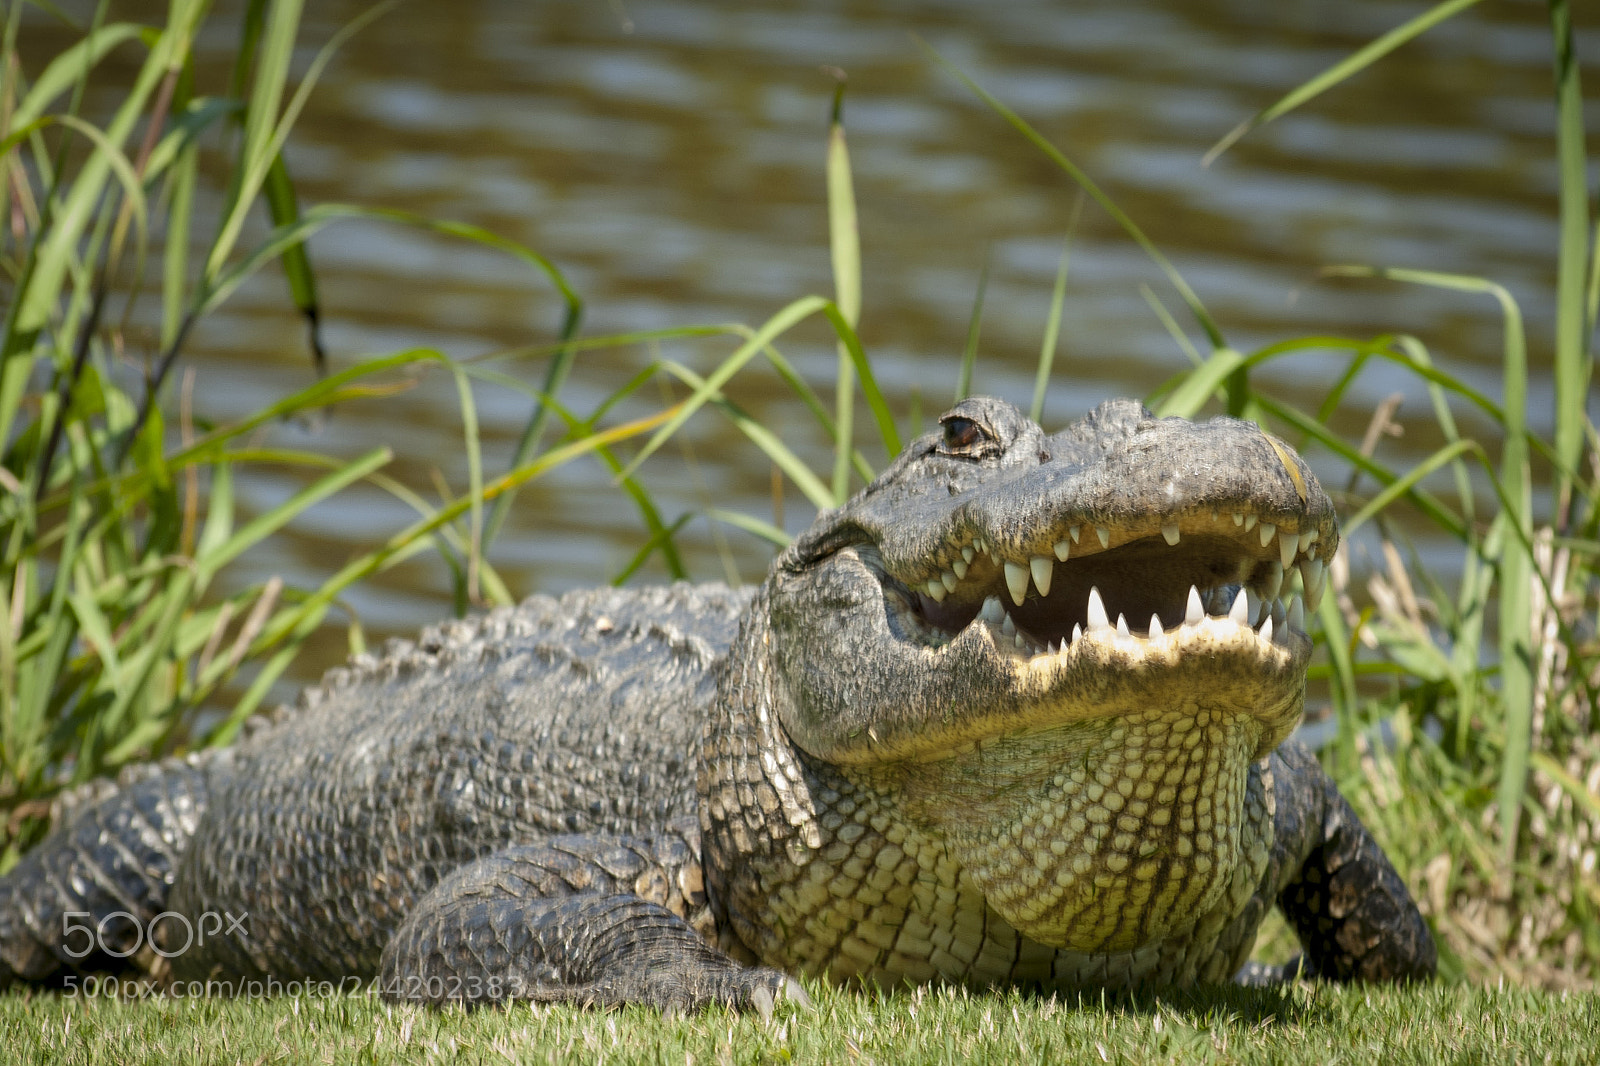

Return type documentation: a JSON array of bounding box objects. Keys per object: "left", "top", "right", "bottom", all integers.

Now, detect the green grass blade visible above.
[
  {"left": 610, "top": 512, "right": 693, "bottom": 586},
  {"left": 203, "top": 1, "right": 394, "bottom": 285},
  {"left": 1323, "top": 264, "right": 1534, "bottom": 870},
  {"left": 1254, "top": 395, "right": 1468, "bottom": 539},
  {"left": 473, "top": 331, "right": 877, "bottom": 489},
  {"left": 194, "top": 456, "right": 233, "bottom": 559},
  {"left": 198, "top": 203, "right": 578, "bottom": 330},
  {"left": 262, "top": 151, "right": 323, "bottom": 370},
  {"left": 11, "top": 15, "right": 171, "bottom": 338},
  {"left": 9, "top": 22, "right": 149, "bottom": 131},
  {"left": 445, "top": 363, "right": 485, "bottom": 599},
  {"left": 1585, "top": 216, "right": 1600, "bottom": 341},
  {"left": 226, "top": 0, "right": 268, "bottom": 105},
  {"left": 194, "top": 447, "right": 391, "bottom": 585},
  {"left": 660, "top": 360, "right": 834, "bottom": 510},
  {"left": 202, "top": 0, "right": 302, "bottom": 280},
  {"left": 757, "top": 340, "right": 875, "bottom": 485},
  {"left": 160, "top": 129, "right": 197, "bottom": 351},
  {"left": 827, "top": 82, "right": 861, "bottom": 504},
  {"left": 1545, "top": 0, "right": 1590, "bottom": 503},
  {"left": 1138, "top": 284, "right": 1203, "bottom": 369},
  {"left": 52, "top": 113, "right": 147, "bottom": 248},
  {"left": 823, "top": 305, "right": 898, "bottom": 460},
  {"left": 1031, "top": 220, "right": 1078, "bottom": 423},
  {"left": 66, "top": 583, "right": 121, "bottom": 690},
  {"left": 956, "top": 252, "right": 987, "bottom": 403},
  {"left": 542, "top": 396, "right": 688, "bottom": 583},
  {"left": 1341, "top": 438, "right": 1482, "bottom": 537},
  {"left": 1153, "top": 347, "right": 1244, "bottom": 419},
  {"left": 705, "top": 508, "right": 790, "bottom": 548},
  {"left": 619, "top": 295, "right": 830, "bottom": 482},
  {"left": 483, "top": 333, "right": 578, "bottom": 550},
  {"left": 1394, "top": 336, "right": 1476, "bottom": 525},
  {"left": 827, "top": 83, "right": 861, "bottom": 332},
  {"left": 1531, "top": 752, "right": 1600, "bottom": 823},
  {"left": 140, "top": 96, "right": 237, "bottom": 185},
  {"left": 922, "top": 40, "right": 1225, "bottom": 350},
  {"left": 1203, "top": 0, "right": 1486, "bottom": 165}
]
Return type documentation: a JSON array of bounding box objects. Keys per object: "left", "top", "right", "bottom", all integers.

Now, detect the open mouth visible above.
[{"left": 893, "top": 508, "right": 1328, "bottom": 660}]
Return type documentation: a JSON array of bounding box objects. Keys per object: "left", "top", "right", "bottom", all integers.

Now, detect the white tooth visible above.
[
  {"left": 1096, "top": 526, "right": 1110, "bottom": 549},
  {"left": 1071, "top": 622, "right": 1083, "bottom": 643},
  {"left": 974, "top": 536, "right": 986, "bottom": 552},
  {"left": 1259, "top": 616, "right": 1273, "bottom": 643},
  {"left": 979, "top": 596, "right": 1006, "bottom": 624},
  {"left": 1211, "top": 507, "right": 1219, "bottom": 522},
  {"left": 1031, "top": 556, "right": 1053, "bottom": 597},
  {"left": 1185, "top": 585, "right": 1204, "bottom": 626},
  {"left": 1087, "top": 586, "right": 1109, "bottom": 630},
  {"left": 1048, "top": 640, "right": 1058, "bottom": 655},
  {"left": 1149, "top": 614, "right": 1163, "bottom": 640},
  {"left": 1263, "top": 561, "right": 1284, "bottom": 600},
  {"left": 1054, "top": 539, "right": 1071, "bottom": 561},
  {"left": 1016, "top": 635, "right": 1027, "bottom": 650},
  {"left": 1001, "top": 613, "right": 1017, "bottom": 637},
  {"left": 1162, "top": 522, "right": 1180, "bottom": 546},
  {"left": 1004, "top": 562, "right": 1029, "bottom": 606},
  {"left": 990, "top": 550, "right": 1002, "bottom": 566},
  {"left": 925, "top": 579, "right": 946, "bottom": 602},
  {"left": 961, "top": 545, "right": 975, "bottom": 564},
  {"left": 1288, "top": 596, "right": 1305, "bottom": 631},
  {"left": 1299, "top": 530, "right": 1317, "bottom": 554},
  {"left": 1300, "top": 557, "right": 1325, "bottom": 611},
  {"left": 1069, "top": 526, "right": 1081, "bottom": 544},
  {"left": 1244, "top": 514, "right": 1258, "bottom": 531},
  {"left": 1228, "top": 587, "right": 1249, "bottom": 625},
  {"left": 1116, "top": 613, "right": 1130, "bottom": 637},
  {"left": 1279, "top": 530, "right": 1298, "bottom": 569},
  {"left": 1232, "top": 512, "right": 1244, "bottom": 526},
  {"left": 1272, "top": 599, "right": 1286, "bottom": 625},
  {"left": 1259, "top": 522, "right": 1275, "bottom": 547},
  {"left": 1246, "top": 588, "right": 1262, "bottom": 624},
  {"left": 942, "top": 570, "right": 959, "bottom": 593},
  {"left": 952, "top": 558, "right": 968, "bottom": 579}
]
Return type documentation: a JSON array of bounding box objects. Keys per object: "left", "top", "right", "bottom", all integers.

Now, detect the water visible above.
[{"left": 20, "top": 0, "right": 1596, "bottom": 695}]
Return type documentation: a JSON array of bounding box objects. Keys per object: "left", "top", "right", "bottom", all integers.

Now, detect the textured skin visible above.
[{"left": 0, "top": 398, "right": 1435, "bottom": 1008}]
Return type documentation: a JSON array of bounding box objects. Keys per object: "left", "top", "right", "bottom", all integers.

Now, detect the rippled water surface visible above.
[{"left": 21, "top": 1, "right": 1597, "bottom": 693}]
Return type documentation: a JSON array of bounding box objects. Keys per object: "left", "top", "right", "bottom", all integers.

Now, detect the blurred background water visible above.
[{"left": 19, "top": 0, "right": 1598, "bottom": 698}]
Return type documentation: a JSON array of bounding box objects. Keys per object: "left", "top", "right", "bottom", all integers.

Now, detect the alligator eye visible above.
[{"left": 940, "top": 415, "right": 989, "bottom": 454}]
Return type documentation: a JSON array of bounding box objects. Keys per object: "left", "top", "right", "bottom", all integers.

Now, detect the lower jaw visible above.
[{"left": 936, "top": 707, "right": 1273, "bottom": 955}]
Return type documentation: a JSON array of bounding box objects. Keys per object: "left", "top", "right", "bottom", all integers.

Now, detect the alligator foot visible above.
[
  {"left": 1267, "top": 741, "right": 1437, "bottom": 983},
  {"left": 378, "top": 839, "right": 801, "bottom": 1014}
]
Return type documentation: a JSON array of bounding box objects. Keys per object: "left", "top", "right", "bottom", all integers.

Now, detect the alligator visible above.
[{"left": 0, "top": 397, "right": 1435, "bottom": 1013}]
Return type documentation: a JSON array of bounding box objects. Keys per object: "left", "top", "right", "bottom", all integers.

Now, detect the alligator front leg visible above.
[
  {"left": 1243, "top": 739, "right": 1437, "bottom": 984},
  {"left": 378, "top": 825, "right": 802, "bottom": 1014}
]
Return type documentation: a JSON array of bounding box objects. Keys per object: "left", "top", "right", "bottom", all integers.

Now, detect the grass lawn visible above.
[{"left": 3, "top": 979, "right": 1596, "bottom": 1065}]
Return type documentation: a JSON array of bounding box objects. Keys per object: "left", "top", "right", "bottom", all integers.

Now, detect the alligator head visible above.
[{"left": 735, "top": 397, "right": 1336, "bottom": 959}]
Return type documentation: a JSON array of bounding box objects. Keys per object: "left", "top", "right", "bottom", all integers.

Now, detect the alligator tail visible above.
[{"left": 0, "top": 760, "right": 211, "bottom": 988}]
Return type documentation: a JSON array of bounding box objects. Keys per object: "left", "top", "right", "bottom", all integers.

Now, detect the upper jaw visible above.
[{"left": 895, "top": 503, "right": 1328, "bottom": 660}]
